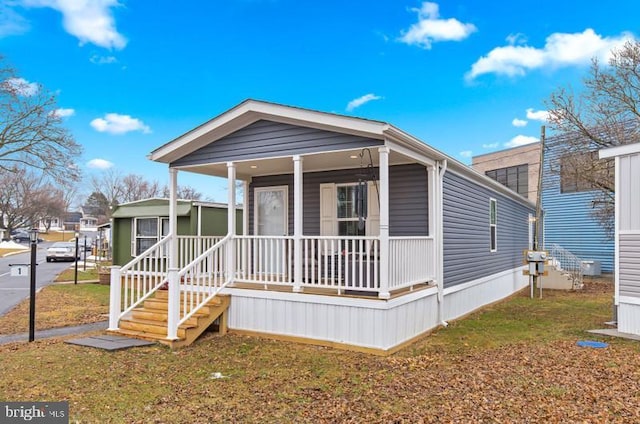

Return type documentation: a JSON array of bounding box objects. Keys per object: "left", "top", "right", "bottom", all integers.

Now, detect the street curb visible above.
[{"left": 54, "top": 279, "right": 101, "bottom": 285}]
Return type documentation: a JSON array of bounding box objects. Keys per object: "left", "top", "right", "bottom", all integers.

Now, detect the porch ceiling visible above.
[{"left": 174, "top": 148, "right": 416, "bottom": 180}]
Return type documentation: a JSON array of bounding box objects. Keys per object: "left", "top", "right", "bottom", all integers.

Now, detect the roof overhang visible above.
[{"left": 599, "top": 142, "right": 640, "bottom": 159}]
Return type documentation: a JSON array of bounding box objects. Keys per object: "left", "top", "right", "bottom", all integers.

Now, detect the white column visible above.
[
  {"left": 167, "top": 167, "right": 180, "bottom": 339},
  {"left": 242, "top": 180, "right": 249, "bottom": 236},
  {"left": 107, "top": 265, "right": 121, "bottom": 330},
  {"left": 378, "top": 146, "right": 390, "bottom": 299},
  {"left": 226, "top": 162, "right": 236, "bottom": 285},
  {"left": 166, "top": 267, "right": 179, "bottom": 340},
  {"left": 168, "top": 168, "right": 178, "bottom": 269},
  {"left": 293, "top": 155, "right": 304, "bottom": 293}
]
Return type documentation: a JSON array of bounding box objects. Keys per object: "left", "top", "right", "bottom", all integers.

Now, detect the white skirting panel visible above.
[
  {"left": 223, "top": 266, "right": 527, "bottom": 352},
  {"left": 618, "top": 302, "right": 640, "bottom": 336},
  {"left": 444, "top": 267, "right": 528, "bottom": 322}
]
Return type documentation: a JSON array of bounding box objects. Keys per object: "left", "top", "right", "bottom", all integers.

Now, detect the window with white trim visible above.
[
  {"left": 132, "top": 217, "right": 169, "bottom": 256},
  {"left": 489, "top": 198, "right": 497, "bottom": 252},
  {"left": 336, "top": 183, "right": 366, "bottom": 236}
]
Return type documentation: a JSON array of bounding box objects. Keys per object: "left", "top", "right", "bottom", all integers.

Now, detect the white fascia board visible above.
[
  {"left": 599, "top": 142, "right": 640, "bottom": 159},
  {"left": 149, "top": 100, "right": 387, "bottom": 164}
]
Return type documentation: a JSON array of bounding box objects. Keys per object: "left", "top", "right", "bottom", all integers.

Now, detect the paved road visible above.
[{"left": 0, "top": 241, "right": 89, "bottom": 317}]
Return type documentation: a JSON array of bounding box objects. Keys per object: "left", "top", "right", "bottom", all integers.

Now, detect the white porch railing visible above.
[
  {"left": 301, "top": 236, "right": 381, "bottom": 294},
  {"left": 177, "top": 235, "right": 224, "bottom": 266},
  {"left": 235, "top": 235, "right": 294, "bottom": 286},
  {"left": 109, "top": 233, "right": 437, "bottom": 332},
  {"left": 389, "top": 236, "right": 435, "bottom": 290}
]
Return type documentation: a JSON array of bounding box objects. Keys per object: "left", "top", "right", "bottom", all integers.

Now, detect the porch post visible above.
[
  {"left": 378, "top": 146, "right": 391, "bottom": 299},
  {"left": 107, "top": 265, "right": 121, "bottom": 330},
  {"left": 293, "top": 155, "right": 304, "bottom": 292},
  {"left": 168, "top": 168, "right": 178, "bottom": 268},
  {"left": 226, "top": 162, "right": 236, "bottom": 286},
  {"left": 167, "top": 168, "right": 180, "bottom": 339},
  {"left": 166, "top": 267, "right": 180, "bottom": 340},
  {"left": 242, "top": 180, "right": 249, "bottom": 236}
]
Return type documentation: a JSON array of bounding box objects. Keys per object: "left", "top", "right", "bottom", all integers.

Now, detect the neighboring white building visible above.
[{"left": 600, "top": 142, "right": 640, "bottom": 335}]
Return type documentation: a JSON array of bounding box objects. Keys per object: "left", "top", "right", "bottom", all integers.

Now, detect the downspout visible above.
[{"left": 437, "top": 159, "right": 448, "bottom": 327}]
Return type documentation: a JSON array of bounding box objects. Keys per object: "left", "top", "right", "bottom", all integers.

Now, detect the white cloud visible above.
[
  {"left": 346, "top": 93, "right": 382, "bottom": 112},
  {"left": 467, "top": 29, "right": 634, "bottom": 80},
  {"left": 512, "top": 118, "right": 528, "bottom": 127},
  {"left": 52, "top": 108, "right": 75, "bottom": 118},
  {"left": 482, "top": 142, "right": 499, "bottom": 149},
  {"left": 22, "top": 0, "right": 127, "bottom": 49},
  {"left": 399, "top": 2, "right": 476, "bottom": 49},
  {"left": 0, "top": 4, "right": 30, "bottom": 37},
  {"left": 526, "top": 108, "right": 549, "bottom": 122},
  {"left": 459, "top": 150, "right": 473, "bottom": 158},
  {"left": 3, "top": 77, "right": 39, "bottom": 96},
  {"left": 504, "top": 135, "right": 539, "bottom": 148},
  {"left": 90, "top": 113, "right": 151, "bottom": 135},
  {"left": 87, "top": 158, "right": 113, "bottom": 169},
  {"left": 90, "top": 54, "right": 117, "bottom": 64}
]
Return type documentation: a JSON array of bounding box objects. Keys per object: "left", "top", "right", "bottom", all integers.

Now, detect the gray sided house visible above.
[
  {"left": 108, "top": 100, "right": 536, "bottom": 353},
  {"left": 600, "top": 143, "right": 640, "bottom": 335},
  {"left": 111, "top": 198, "right": 242, "bottom": 266}
]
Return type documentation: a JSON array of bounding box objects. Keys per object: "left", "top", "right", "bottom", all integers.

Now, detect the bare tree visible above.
[
  {"left": 0, "top": 167, "right": 61, "bottom": 233},
  {"left": 162, "top": 184, "right": 202, "bottom": 200},
  {"left": 121, "top": 174, "right": 162, "bottom": 202},
  {"left": 546, "top": 40, "right": 640, "bottom": 235},
  {"left": 89, "top": 169, "right": 123, "bottom": 207},
  {"left": 0, "top": 57, "right": 82, "bottom": 182}
]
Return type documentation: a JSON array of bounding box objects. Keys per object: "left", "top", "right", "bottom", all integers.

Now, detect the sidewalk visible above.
[{"left": 0, "top": 321, "right": 108, "bottom": 345}]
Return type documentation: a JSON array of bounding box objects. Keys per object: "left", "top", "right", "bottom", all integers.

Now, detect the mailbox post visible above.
[{"left": 29, "top": 228, "right": 38, "bottom": 342}]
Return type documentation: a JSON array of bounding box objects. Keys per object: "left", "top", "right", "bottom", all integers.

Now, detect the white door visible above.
[{"left": 254, "top": 186, "right": 288, "bottom": 275}]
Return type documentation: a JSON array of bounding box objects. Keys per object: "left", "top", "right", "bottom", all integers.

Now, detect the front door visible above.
[{"left": 254, "top": 186, "right": 288, "bottom": 275}]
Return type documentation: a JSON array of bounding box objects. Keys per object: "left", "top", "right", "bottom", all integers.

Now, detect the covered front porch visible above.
[{"left": 107, "top": 100, "right": 449, "bottom": 347}]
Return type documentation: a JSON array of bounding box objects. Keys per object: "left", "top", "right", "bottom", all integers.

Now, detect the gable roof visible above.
[{"left": 150, "top": 99, "right": 536, "bottom": 209}]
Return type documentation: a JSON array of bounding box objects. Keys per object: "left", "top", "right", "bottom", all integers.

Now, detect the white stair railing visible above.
[
  {"left": 108, "top": 236, "right": 172, "bottom": 330},
  {"left": 549, "top": 243, "right": 584, "bottom": 289},
  {"left": 172, "top": 235, "right": 231, "bottom": 330}
]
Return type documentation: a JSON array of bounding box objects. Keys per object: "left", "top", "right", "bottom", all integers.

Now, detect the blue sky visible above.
[{"left": 1, "top": 0, "right": 638, "bottom": 202}]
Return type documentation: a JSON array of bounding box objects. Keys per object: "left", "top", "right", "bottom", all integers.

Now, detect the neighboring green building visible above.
[{"left": 111, "top": 198, "right": 242, "bottom": 266}]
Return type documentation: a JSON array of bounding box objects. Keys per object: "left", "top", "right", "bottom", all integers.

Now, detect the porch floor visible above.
[{"left": 229, "top": 279, "right": 434, "bottom": 300}]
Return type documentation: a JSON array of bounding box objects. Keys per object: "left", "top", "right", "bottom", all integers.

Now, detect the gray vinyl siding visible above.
[
  {"left": 443, "top": 171, "right": 532, "bottom": 288},
  {"left": 249, "top": 164, "right": 429, "bottom": 236},
  {"left": 619, "top": 153, "right": 640, "bottom": 231},
  {"left": 620, "top": 233, "right": 640, "bottom": 298},
  {"left": 172, "top": 120, "right": 383, "bottom": 167}
]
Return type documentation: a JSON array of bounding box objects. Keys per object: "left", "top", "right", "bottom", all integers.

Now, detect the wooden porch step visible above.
[
  {"left": 131, "top": 309, "right": 206, "bottom": 326},
  {"left": 110, "top": 294, "right": 231, "bottom": 349}
]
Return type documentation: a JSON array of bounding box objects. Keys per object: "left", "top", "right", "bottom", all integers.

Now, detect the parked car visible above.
[
  {"left": 11, "top": 230, "right": 44, "bottom": 243},
  {"left": 46, "top": 242, "right": 80, "bottom": 262}
]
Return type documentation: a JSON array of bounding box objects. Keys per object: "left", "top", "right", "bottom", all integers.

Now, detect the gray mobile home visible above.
[{"left": 108, "top": 100, "right": 535, "bottom": 353}]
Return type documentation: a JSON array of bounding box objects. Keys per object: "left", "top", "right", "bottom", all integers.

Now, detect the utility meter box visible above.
[{"left": 523, "top": 250, "right": 548, "bottom": 276}]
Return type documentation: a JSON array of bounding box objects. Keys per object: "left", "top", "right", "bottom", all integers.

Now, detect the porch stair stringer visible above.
[{"left": 108, "top": 290, "right": 231, "bottom": 349}]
